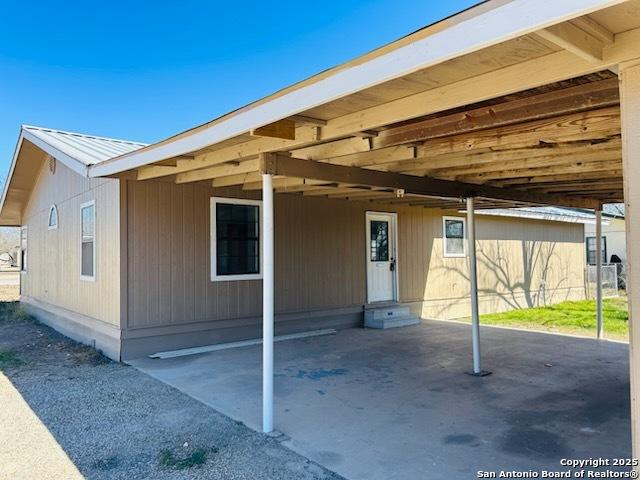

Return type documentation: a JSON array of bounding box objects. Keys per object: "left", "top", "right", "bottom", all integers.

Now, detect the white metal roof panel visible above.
[
  {"left": 478, "top": 207, "right": 606, "bottom": 224},
  {"left": 23, "top": 125, "right": 147, "bottom": 166}
]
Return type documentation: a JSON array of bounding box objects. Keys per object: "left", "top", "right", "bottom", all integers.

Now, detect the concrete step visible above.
[
  {"left": 365, "top": 305, "right": 411, "bottom": 321},
  {"left": 364, "top": 306, "right": 421, "bottom": 329}
]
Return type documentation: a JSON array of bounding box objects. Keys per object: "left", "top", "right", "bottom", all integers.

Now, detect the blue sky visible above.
[{"left": 0, "top": 0, "right": 478, "bottom": 179}]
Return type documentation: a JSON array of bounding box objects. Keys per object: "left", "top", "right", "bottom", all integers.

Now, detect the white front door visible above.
[{"left": 366, "top": 212, "right": 397, "bottom": 303}]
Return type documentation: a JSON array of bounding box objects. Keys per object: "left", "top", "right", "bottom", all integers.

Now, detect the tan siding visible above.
[
  {"left": 126, "top": 180, "right": 586, "bottom": 330},
  {"left": 419, "top": 211, "right": 586, "bottom": 319},
  {"left": 21, "top": 160, "right": 120, "bottom": 326},
  {"left": 126, "top": 180, "right": 368, "bottom": 329}
]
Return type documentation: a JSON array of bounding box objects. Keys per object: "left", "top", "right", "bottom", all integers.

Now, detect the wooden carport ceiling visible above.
[{"left": 135, "top": 71, "right": 622, "bottom": 210}]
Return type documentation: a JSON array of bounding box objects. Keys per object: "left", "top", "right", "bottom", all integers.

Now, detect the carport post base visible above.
[
  {"left": 620, "top": 61, "right": 640, "bottom": 459},
  {"left": 465, "top": 370, "right": 492, "bottom": 377}
]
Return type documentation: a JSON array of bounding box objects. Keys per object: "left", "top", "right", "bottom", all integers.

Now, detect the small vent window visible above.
[{"left": 48, "top": 205, "right": 58, "bottom": 230}]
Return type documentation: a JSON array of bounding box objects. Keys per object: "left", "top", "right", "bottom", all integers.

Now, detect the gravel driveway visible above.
[{"left": 0, "top": 301, "right": 343, "bottom": 480}]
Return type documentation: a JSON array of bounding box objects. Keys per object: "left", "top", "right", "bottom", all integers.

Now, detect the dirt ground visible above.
[{"left": 0, "top": 299, "right": 342, "bottom": 480}]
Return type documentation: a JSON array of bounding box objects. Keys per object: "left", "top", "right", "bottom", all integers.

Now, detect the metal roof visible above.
[
  {"left": 476, "top": 207, "right": 605, "bottom": 224},
  {"left": 23, "top": 125, "right": 147, "bottom": 166},
  {"left": 603, "top": 203, "right": 625, "bottom": 218}
]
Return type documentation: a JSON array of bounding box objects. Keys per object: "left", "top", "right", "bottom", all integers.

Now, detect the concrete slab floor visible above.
[{"left": 129, "top": 321, "right": 631, "bottom": 480}]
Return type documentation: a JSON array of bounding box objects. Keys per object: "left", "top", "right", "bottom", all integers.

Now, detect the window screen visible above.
[
  {"left": 81, "top": 203, "right": 95, "bottom": 278},
  {"left": 215, "top": 203, "right": 260, "bottom": 276},
  {"left": 444, "top": 218, "right": 465, "bottom": 256},
  {"left": 370, "top": 220, "right": 389, "bottom": 262}
]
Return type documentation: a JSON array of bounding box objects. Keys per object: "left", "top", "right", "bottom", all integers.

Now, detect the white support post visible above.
[
  {"left": 262, "top": 173, "right": 274, "bottom": 433},
  {"left": 595, "top": 208, "right": 604, "bottom": 339},
  {"left": 620, "top": 61, "right": 640, "bottom": 460},
  {"left": 467, "top": 197, "right": 487, "bottom": 376}
]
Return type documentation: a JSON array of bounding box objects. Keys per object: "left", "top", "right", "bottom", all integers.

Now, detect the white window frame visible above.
[
  {"left": 210, "top": 197, "right": 263, "bottom": 282},
  {"left": 48, "top": 204, "right": 59, "bottom": 230},
  {"left": 80, "top": 200, "right": 96, "bottom": 282},
  {"left": 443, "top": 216, "right": 466, "bottom": 258},
  {"left": 586, "top": 235, "right": 608, "bottom": 265},
  {"left": 20, "top": 225, "right": 27, "bottom": 274}
]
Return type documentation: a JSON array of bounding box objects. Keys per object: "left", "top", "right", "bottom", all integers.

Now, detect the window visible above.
[
  {"left": 370, "top": 220, "right": 389, "bottom": 261},
  {"left": 20, "top": 226, "right": 27, "bottom": 273},
  {"left": 586, "top": 236, "right": 607, "bottom": 265},
  {"left": 443, "top": 217, "right": 466, "bottom": 257},
  {"left": 80, "top": 201, "right": 95, "bottom": 280},
  {"left": 48, "top": 205, "right": 58, "bottom": 230},
  {"left": 210, "top": 197, "right": 262, "bottom": 281}
]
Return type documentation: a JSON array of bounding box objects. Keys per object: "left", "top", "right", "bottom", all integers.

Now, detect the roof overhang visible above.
[
  {"left": 0, "top": 127, "right": 91, "bottom": 226},
  {"left": 88, "top": 0, "right": 628, "bottom": 178}
]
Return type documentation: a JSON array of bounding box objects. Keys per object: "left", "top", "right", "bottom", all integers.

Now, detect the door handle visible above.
[{"left": 390, "top": 259, "right": 396, "bottom": 271}]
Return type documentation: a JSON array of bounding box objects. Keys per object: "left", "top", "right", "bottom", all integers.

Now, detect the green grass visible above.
[
  {"left": 159, "top": 447, "right": 210, "bottom": 470},
  {"left": 0, "top": 302, "right": 32, "bottom": 324},
  {"left": 462, "top": 296, "right": 629, "bottom": 341},
  {"left": 0, "top": 348, "right": 24, "bottom": 369}
]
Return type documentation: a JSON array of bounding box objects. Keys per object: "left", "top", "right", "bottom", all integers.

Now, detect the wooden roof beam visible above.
[
  {"left": 373, "top": 77, "right": 619, "bottom": 149},
  {"left": 572, "top": 17, "right": 614, "bottom": 45},
  {"left": 137, "top": 125, "right": 321, "bottom": 181},
  {"left": 289, "top": 115, "right": 327, "bottom": 126},
  {"left": 176, "top": 159, "right": 259, "bottom": 184},
  {"left": 243, "top": 177, "right": 328, "bottom": 191},
  {"left": 250, "top": 119, "right": 296, "bottom": 140},
  {"left": 536, "top": 20, "right": 609, "bottom": 62},
  {"left": 211, "top": 172, "right": 261, "bottom": 188},
  {"left": 259, "top": 152, "right": 600, "bottom": 209},
  {"left": 494, "top": 170, "right": 624, "bottom": 186}
]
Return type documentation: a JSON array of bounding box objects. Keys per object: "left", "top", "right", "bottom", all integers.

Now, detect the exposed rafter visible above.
[
  {"left": 373, "top": 77, "right": 619, "bottom": 149},
  {"left": 250, "top": 119, "right": 296, "bottom": 140},
  {"left": 259, "top": 152, "right": 600, "bottom": 209},
  {"left": 176, "top": 159, "right": 258, "bottom": 184},
  {"left": 536, "top": 21, "right": 609, "bottom": 62},
  {"left": 136, "top": 125, "right": 320, "bottom": 181}
]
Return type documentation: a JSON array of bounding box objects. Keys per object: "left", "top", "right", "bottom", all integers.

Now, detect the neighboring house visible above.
[
  {"left": 0, "top": 126, "right": 591, "bottom": 361},
  {"left": 583, "top": 204, "right": 626, "bottom": 266}
]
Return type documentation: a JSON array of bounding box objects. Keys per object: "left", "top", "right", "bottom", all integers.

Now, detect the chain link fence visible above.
[{"left": 586, "top": 264, "right": 621, "bottom": 299}]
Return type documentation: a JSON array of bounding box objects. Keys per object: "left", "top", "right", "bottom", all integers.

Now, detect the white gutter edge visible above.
[{"left": 88, "top": 0, "right": 627, "bottom": 178}]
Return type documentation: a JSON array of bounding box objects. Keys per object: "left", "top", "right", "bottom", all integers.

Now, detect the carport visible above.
[
  {"left": 92, "top": 0, "right": 640, "bottom": 465},
  {"left": 130, "top": 321, "right": 630, "bottom": 480}
]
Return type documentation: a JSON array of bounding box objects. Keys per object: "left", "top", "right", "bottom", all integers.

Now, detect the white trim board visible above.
[
  {"left": 88, "top": 0, "right": 625, "bottom": 177},
  {"left": 148, "top": 328, "right": 337, "bottom": 359}
]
